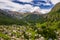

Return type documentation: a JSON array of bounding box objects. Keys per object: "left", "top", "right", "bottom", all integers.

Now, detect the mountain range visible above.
[{"left": 0, "top": 3, "right": 60, "bottom": 25}]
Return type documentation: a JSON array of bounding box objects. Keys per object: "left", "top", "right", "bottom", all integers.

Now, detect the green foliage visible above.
[{"left": 0, "top": 32, "right": 10, "bottom": 40}]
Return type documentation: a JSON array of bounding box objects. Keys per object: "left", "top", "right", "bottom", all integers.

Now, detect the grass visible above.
[{"left": 0, "top": 32, "right": 10, "bottom": 40}]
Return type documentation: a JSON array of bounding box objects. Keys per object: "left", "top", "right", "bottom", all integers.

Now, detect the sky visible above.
[{"left": 0, "top": 0, "right": 60, "bottom": 14}]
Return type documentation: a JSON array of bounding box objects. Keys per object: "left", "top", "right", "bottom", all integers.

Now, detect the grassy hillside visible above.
[
  {"left": 0, "top": 10, "right": 27, "bottom": 25},
  {"left": 0, "top": 10, "right": 34, "bottom": 25}
]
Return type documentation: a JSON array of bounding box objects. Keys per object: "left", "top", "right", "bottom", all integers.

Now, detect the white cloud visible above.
[
  {"left": 0, "top": 0, "right": 22, "bottom": 11},
  {"left": 31, "top": 7, "right": 51, "bottom": 14},
  {"left": 17, "top": 0, "right": 33, "bottom": 2},
  {"left": 51, "top": 0, "right": 60, "bottom": 4},
  {"left": 18, "top": 4, "right": 34, "bottom": 12}
]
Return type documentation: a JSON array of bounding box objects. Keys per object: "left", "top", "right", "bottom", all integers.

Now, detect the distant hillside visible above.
[{"left": 0, "top": 9, "right": 27, "bottom": 25}]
